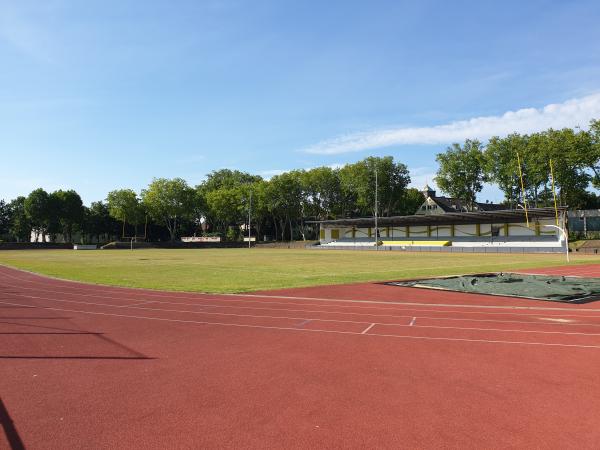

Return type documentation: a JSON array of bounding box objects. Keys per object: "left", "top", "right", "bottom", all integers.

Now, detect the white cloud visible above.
[
  {"left": 0, "top": 4, "right": 55, "bottom": 63},
  {"left": 407, "top": 167, "right": 437, "bottom": 190},
  {"left": 303, "top": 93, "right": 600, "bottom": 155},
  {"left": 259, "top": 163, "right": 346, "bottom": 179},
  {"left": 259, "top": 169, "right": 287, "bottom": 179}
]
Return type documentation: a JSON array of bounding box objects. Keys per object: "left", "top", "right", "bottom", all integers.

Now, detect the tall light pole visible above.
[
  {"left": 248, "top": 190, "right": 252, "bottom": 249},
  {"left": 374, "top": 168, "right": 378, "bottom": 251}
]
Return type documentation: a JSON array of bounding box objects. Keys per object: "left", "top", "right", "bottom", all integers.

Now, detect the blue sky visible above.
[{"left": 1, "top": 0, "right": 600, "bottom": 204}]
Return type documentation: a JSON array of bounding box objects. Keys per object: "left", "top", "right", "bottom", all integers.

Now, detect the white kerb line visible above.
[{"left": 361, "top": 323, "right": 376, "bottom": 334}]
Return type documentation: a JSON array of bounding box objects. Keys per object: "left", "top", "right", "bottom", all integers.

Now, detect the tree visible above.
[
  {"left": 584, "top": 119, "right": 600, "bottom": 188},
  {"left": 301, "top": 167, "right": 343, "bottom": 220},
  {"left": 24, "top": 188, "right": 52, "bottom": 241},
  {"left": 0, "top": 200, "right": 10, "bottom": 238},
  {"left": 199, "top": 170, "right": 262, "bottom": 238},
  {"left": 142, "top": 178, "right": 196, "bottom": 241},
  {"left": 52, "top": 189, "right": 84, "bottom": 242},
  {"left": 266, "top": 172, "right": 303, "bottom": 240},
  {"left": 397, "top": 188, "right": 425, "bottom": 216},
  {"left": 543, "top": 128, "right": 590, "bottom": 207},
  {"left": 485, "top": 134, "right": 525, "bottom": 207},
  {"left": 204, "top": 186, "right": 245, "bottom": 238},
  {"left": 339, "top": 156, "right": 411, "bottom": 217},
  {"left": 248, "top": 179, "right": 270, "bottom": 241},
  {"left": 107, "top": 189, "right": 145, "bottom": 238},
  {"left": 435, "top": 140, "right": 486, "bottom": 210},
  {"left": 201, "top": 169, "right": 262, "bottom": 192},
  {"left": 85, "top": 201, "right": 119, "bottom": 243},
  {"left": 8, "top": 197, "right": 31, "bottom": 242}
]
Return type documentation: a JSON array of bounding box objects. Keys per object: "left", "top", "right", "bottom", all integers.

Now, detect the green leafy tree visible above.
[
  {"left": 85, "top": 201, "right": 119, "bottom": 242},
  {"left": 584, "top": 119, "right": 600, "bottom": 188},
  {"left": 247, "top": 179, "right": 270, "bottom": 241},
  {"left": 339, "top": 156, "right": 410, "bottom": 217},
  {"left": 8, "top": 197, "right": 31, "bottom": 242},
  {"left": 266, "top": 171, "right": 303, "bottom": 240},
  {"left": 435, "top": 140, "right": 486, "bottom": 210},
  {"left": 0, "top": 200, "right": 10, "bottom": 238},
  {"left": 24, "top": 188, "right": 52, "bottom": 241},
  {"left": 52, "top": 189, "right": 84, "bottom": 242},
  {"left": 199, "top": 170, "right": 262, "bottom": 238},
  {"left": 301, "top": 167, "right": 343, "bottom": 220},
  {"left": 484, "top": 134, "right": 524, "bottom": 207},
  {"left": 107, "top": 189, "right": 145, "bottom": 238},
  {"left": 201, "top": 169, "right": 262, "bottom": 192},
  {"left": 142, "top": 178, "right": 196, "bottom": 241},
  {"left": 205, "top": 186, "right": 245, "bottom": 238},
  {"left": 397, "top": 188, "right": 426, "bottom": 216},
  {"left": 543, "top": 128, "right": 590, "bottom": 207}
]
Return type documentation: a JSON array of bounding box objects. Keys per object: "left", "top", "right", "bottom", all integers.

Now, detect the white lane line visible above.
[
  {"left": 3, "top": 267, "right": 600, "bottom": 313},
  {"left": 2, "top": 299, "right": 600, "bottom": 349},
  {"left": 7, "top": 280, "right": 600, "bottom": 320},
  {"left": 4, "top": 279, "right": 600, "bottom": 325},
  {"left": 9, "top": 291, "right": 600, "bottom": 336},
  {"left": 6, "top": 292, "right": 373, "bottom": 325},
  {"left": 117, "top": 300, "right": 157, "bottom": 308},
  {"left": 361, "top": 323, "right": 376, "bottom": 334},
  {"left": 8, "top": 292, "right": 600, "bottom": 336}
]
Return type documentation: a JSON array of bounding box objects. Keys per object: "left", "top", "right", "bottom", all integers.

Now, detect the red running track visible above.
[{"left": 2, "top": 264, "right": 600, "bottom": 449}]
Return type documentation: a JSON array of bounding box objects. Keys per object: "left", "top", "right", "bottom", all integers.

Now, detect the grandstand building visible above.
[{"left": 315, "top": 187, "right": 567, "bottom": 253}]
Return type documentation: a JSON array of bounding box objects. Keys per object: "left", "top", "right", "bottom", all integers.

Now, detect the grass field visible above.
[{"left": 0, "top": 248, "right": 599, "bottom": 293}]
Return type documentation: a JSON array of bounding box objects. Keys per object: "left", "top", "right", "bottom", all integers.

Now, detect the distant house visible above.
[{"left": 415, "top": 184, "right": 504, "bottom": 215}]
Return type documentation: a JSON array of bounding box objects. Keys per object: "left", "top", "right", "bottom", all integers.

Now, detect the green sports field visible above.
[{"left": 0, "top": 248, "right": 598, "bottom": 293}]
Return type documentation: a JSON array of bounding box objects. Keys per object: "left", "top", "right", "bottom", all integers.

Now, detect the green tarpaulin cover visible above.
[{"left": 391, "top": 273, "right": 600, "bottom": 303}]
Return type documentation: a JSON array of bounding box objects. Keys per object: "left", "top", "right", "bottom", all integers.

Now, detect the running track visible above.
[{"left": 2, "top": 264, "right": 600, "bottom": 449}]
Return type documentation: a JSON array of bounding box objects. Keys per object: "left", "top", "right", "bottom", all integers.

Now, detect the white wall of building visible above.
[{"left": 319, "top": 217, "right": 562, "bottom": 246}]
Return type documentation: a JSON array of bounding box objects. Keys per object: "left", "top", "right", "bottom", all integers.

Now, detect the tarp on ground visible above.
[{"left": 389, "top": 273, "right": 600, "bottom": 303}]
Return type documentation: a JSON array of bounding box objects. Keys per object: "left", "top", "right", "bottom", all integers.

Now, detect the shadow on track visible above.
[{"left": 0, "top": 398, "right": 25, "bottom": 450}]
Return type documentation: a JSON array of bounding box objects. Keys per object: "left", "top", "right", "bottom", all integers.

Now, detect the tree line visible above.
[
  {"left": 435, "top": 119, "right": 600, "bottom": 210},
  {"left": 0, "top": 156, "right": 418, "bottom": 243},
  {"left": 1, "top": 119, "right": 599, "bottom": 243}
]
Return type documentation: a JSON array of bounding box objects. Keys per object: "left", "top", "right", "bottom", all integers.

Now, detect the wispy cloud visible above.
[
  {"left": 259, "top": 169, "right": 287, "bottom": 179},
  {"left": 0, "top": 4, "right": 53, "bottom": 63},
  {"left": 407, "top": 167, "right": 437, "bottom": 190},
  {"left": 303, "top": 93, "right": 600, "bottom": 155},
  {"left": 259, "top": 163, "right": 346, "bottom": 179}
]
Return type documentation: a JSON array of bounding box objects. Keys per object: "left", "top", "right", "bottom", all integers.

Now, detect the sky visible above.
[{"left": 1, "top": 0, "right": 600, "bottom": 205}]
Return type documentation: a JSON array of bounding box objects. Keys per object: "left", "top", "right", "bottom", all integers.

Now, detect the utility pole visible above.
[
  {"left": 248, "top": 191, "right": 252, "bottom": 249},
  {"left": 375, "top": 168, "right": 378, "bottom": 251}
]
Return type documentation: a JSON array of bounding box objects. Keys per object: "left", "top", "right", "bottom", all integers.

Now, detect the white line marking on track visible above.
[
  {"left": 4, "top": 268, "right": 600, "bottom": 313},
  {"left": 117, "top": 300, "right": 157, "bottom": 308},
  {"left": 7, "top": 292, "right": 600, "bottom": 336},
  {"left": 2, "top": 299, "right": 600, "bottom": 349},
  {"left": 361, "top": 323, "right": 376, "bottom": 334},
  {"left": 5, "top": 279, "right": 600, "bottom": 324},
  {"left": 539, "top": 317, "right": 575, "bottom": 323}
]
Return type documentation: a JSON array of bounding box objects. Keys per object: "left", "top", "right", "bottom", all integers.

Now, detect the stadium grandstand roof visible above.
[{"left": 310, "top": 207, "right": 567, "bottom": 228}]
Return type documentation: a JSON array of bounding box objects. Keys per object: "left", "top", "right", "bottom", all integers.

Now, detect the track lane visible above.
[
  {"left": 4, "top": 264, "right": 600, "bottom": 449},
  {"left": 5, "top": 287, "right": 600, "bottom": 348}
]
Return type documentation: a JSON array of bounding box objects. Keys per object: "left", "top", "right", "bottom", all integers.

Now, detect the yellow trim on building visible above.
[{"left": 381, "top": 240, "right": 451, "bottom": 247}]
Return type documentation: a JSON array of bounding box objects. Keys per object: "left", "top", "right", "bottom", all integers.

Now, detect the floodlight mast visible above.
[
  {"left": 374, "top": 168, "right": 378, "bottom": 251},
  {"left": 248, "top": 191, "right": 252, "bottom": 249}
]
